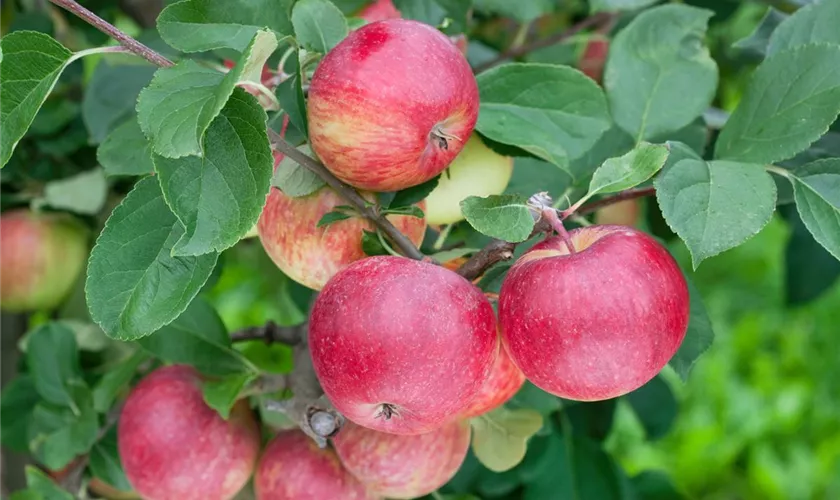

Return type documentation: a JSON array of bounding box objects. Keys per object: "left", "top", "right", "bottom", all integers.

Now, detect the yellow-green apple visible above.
[
  {"left": 118, "top": 365, "right": 261, "bottom": 500},
  {"left": 358, "top": 0, "right": 401, "bottom": 22},
  {"left": 257, "top": 185, "right": 426, "bottom": 290},
  {"left": 255, "top": 430, "right": 377, "bottom": 500},
  {"left": 333, "top": 420, "right": 470, "bottom": 499},
  {"left": 309, "top": 256, "right": 498, "bottom": 435},
  {"left": 460, "top": 340, "right": 525, "bottom": 418},
  {"left": 424, "top": 133, "right": 514, "bottom": 225},
  {"left": 498, "top": 226, "right": 689, "bottom": 401},
  {"left": 594, "top": 198, "right": 641, "bottom": 227},
  {"left": 0, "top": 209, "right": 87, "bottom": 312},
  {"left": 307, "top": 19, "right": 479, "bottom": 192}
]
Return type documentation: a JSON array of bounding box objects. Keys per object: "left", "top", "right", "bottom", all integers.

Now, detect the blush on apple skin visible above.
[
  {"left": 257, "top": 185, "right": 427, "bottom": 291},
  {"left": 499, "top": 226, "right": 689, "bottom": 401},
  {"left": 308, "top": 19, "right": 479, "bottom": 192},
  {"left": 459, "top": 340, "right": 526, "bottom": 418},
  {"left": 309, "top": 256, "right": 498, "bottom": 435},
  {"left": 118, "top": 365, "right": 261, "bottom": 500},
  {"left": 255, "top": 430, "right": 378, "bottom": 500},
  {"left": 333, "top": 420, "right": 470, "bottom": 499}
]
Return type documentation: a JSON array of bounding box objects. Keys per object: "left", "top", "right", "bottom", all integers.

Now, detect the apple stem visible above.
[{"left": 542, "top": 208, "right": 576, "bottom": 254}]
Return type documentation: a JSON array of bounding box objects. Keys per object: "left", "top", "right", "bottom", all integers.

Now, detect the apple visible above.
[
  {"left": 255, "top": 430, "right": 377, "bottom": 500},
  {"left": 579, "top": 35, "right": 609, "bottom": 84},
  {"left": 424, "top": 133, "right": 514, "bottom": 225},
  {"left": 0, "top": 209, "right": 87, "bottom": 312},
  {"left": 257, "top": 185, "right": 427, "bottom": 291},
  {"left": 333, "top": 420, "right": 470, "bottom": 499},
  {"left": 309, "top": 256, "right": 498, "bottom": 435},
  {"left": 460, "top": 340, "right": 525, "bottom": 418},
  {"left": 594, "top": 198, "right": 641, "bottom": 227},
  {"left": 89, "top": 479, "right": 141, "bottom": 500},
  {"left": 118, "top": 365, "right": 261, "bottom": 500},
  {"left": 307, "top": 19, "right": 479, "bottom": 192},
  {"left": 498, "top": 225, "right": 689, "bottom": 401},
  {"left": 358, "top": 0, "right": 401, "bottom": 22}
]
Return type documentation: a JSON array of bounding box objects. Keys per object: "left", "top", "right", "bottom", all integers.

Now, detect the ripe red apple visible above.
[
  {"left": 424, "top": 133, "right": 513, "bottom": 225},
  {"left": 498, "top": 226, "right": 689, "bottom": 401},
  {"left": 460, "top": 340, "right": 525, "bottom": 418},
  {"left": 333, "top": 420, "right": 470, "bottom": 499},
  {"left": 308, "top": 19, "right": 479, "bottom": 192},
  {"left": 309, "top": 256, "right": 498, "bottom": 435},
  {"left": 594, "top": 198, "right": 641, "bottom": 227},
  {"left": 0, "top": 209, "right": 88, "bottom": 312},
  {"left": 579, "top": 35, "right": 609, "bottom": 84},
  {"left": 257, "top": 185, "right": 426, "bottom": 290},
  {"left": 118, "top": 365, "right": 261, "bottom": 500},
  {"left": 255, "top": 430, "right": 377, "bottom": 500},
  {"left": 358, "top": 0, "right": 401, "bottom": 22}
]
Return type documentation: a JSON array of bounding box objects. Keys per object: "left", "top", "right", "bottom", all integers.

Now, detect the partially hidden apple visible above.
[
  {"left": 0, "top": 209, "right": 88, "bottom": 312},
  {"left": 89, "top": 479, "right": 141, "bottom": 500},
  {"left": 460, "top": 339, "right": 525, "bottom": 418},
  {"left": 333, "top": 420, "right": 470, "bottom": 499},
  {"left": 424, "top": 133, "right": 514, "bottom": 225},
  {"left": 257, "top": 183, "right": 426, "bottom": 290},
  {"left": 309, "top": 256, "right": 498, "bottom": 435},
  {"left": 255, "top": 430, "right": 377, "bottom": 500},
  {"left": 308, "top": 19, "right": 479, "bottom": 192},
  {"left": 594, "top": 198, "right": 641, "bottom": 227},
  {"left": 579, "top": 35, "right": 609, "bottom": 84},
  {"left": 499, "top": 226, "right": 689, "bottom": 401},
  {"left": 358, "top": 0, "right": 401, "bottom": 22},
  {"left": 118, "top": 365, "right": 261, "bottom": 500}
]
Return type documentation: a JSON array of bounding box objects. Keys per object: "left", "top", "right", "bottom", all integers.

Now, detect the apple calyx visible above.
[
  {"left": 430, "top": 125, "right": 462, "bottom": 151},
  {"left": 376, "top": 403, "right": 400, "bottom": 420}
]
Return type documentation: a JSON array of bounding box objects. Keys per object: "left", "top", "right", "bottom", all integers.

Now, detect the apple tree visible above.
[{"left": 1, "top": 0, "right": 839, "bottom": 498}]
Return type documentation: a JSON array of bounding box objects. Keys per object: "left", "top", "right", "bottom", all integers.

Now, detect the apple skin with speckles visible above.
[
  {"left": 255, "top": 430, "right": 378, "bottom": 500},
  {"left": 499, "top": 226, "right": 689, "bottom": 401},
  {"left": 459, "top": 340, "right": 525, "bottom": 418},
  {"left": 307, "top": 19, "right": 479, "bottom": 192},
  {"left": 333, "top": 420, "right": 470, "bottom": 499},
  {"left": 309, "top": 256, "right": 498, "bottom": 435},
  {"left": 118, "top": 365, "right": 261, "bottom": 500}
]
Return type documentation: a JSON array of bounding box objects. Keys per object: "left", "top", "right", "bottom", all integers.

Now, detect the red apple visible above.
[
  {"left": 358, "top": 0, "right": 401, "bottom": 22},
  {"left": 460, "top": 340, "right": 525, "bottom": 418},
  {"left": 333, "top": 420, "right": 470, "bottom": 499},
  {"left": 579, "top": 35, "right": 609, "bottom": 84},
  {"left": 498, "top": 226, "right": 689, "bottom": 401},
  {"left": 0, "top": 209, "right": 88, "bottom": 312},
  {"left": 309, "top": 256, "right": 497, "bottom": 435},
  {"left": 255, "top": 430, "right": 377, "bottom": 500},
  {"left": 118, "top": 365, "right": 261, "bottom": 500},
  {"left": 307, "top": 19, "right": 479, "bottom": 192},
  {"left": 594, "top": 198, "right": 641, "bottom": 227},
  {"left": 257, "top": 183, "right": 427, "bottom": 290}
]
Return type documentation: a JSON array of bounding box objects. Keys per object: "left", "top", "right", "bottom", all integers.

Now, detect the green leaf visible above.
[
  {"left": 790, "top": 158, "right": 840, "bottom": 260},
  {"left": 42, "top": 168, "right": 107, "bottom": 215},
  {"left": 508, "top": 381, "right": 562, "bottom": 417},
  {"left": 1, "top": 376, "right": 41, "bottom": 453},
  {"left": 28, "top": 390, "right": 98, "bottom": 470},
  {"left": 604, "top": 5, "right": 717, "bottom": 141},
  {"left": 625, "top": 376, "right": 677, "bottom": 440},
  {"left": 630, "top": 471, "right": 685, "bottom": 500},
  {"left": 390, "top": 175, "right": 440, "bottom": 208},
  {"left": 361, "top": 229, "right": 389, "bottom": 256},
  {"left": 89, "top": 428, "right": 133, "bottom": 493},
  {"left": 767, "top": 0, "right": 840, "bottom": 56},
  {"left": 569, "top": 125, "right": 636, "bottom": 183},
  {"left": 154, "top": 89, "right": 272, "bottom": 256},
  {"left": 393, "top": 0, "right": 472, "bottom": 35},
  {"left": 202, "top": 372, "right": 257, "bottom": 419},
  {"left": 471, "top": 406, "right": 544, "bottom": 472},
  {"left": 382, "top": 205, "right": 424, "bottom": 218},
  {"left": 586, "top": 143, "right": 669, "bottom": 198},
  {"left": 82, "top": 61, "right": 155, "bottom": 144},
  {"left": 291, "top": 0, "right": 349, "bottom": 54},
  {"left": 92, "top": 351, "right": 149, "bottom": 413},
  {"left": 428, "top": 247, "right": 480, "bottom": 262},
  {"left": 158, "top": 0, "right": 294, "bottom": 52},
  {"left": 732, "top": 8, "right": 787, "bottom": 58},
  {"left": 715, "top": 44, "right": 840, "bottom": 164},
  {"left": 137, "top": 29, "right": 277, "bottom": 158},
  {"left": 473, "top": 0, "right": 552, "bottom": 23},
  {"left": 98, "top": 118, "right": 154, "bottom": 176},
  {"left": 782, "top": 204, "right": 840, "bottom": 305},
  {"left": 590, "top": 0, "right": 657, "bottom": 13},
  {"left": 26, "top": 323, "right": 82, "bottom": 409},
  {"left": 654, "top": 159, "right": 777, "bottom": 268},
  {"left": 669, "top": 278, "right": 714, "bottom": 381},
  {"left": 477, "top": 63, "right": 611, "bottom": 173},
  {"left": 86, "top": 176, "right": 219, "bottom": 340},
  {"left": 461, "top": 194, "right": 535, "bottom": 243},
  {"left": 137, "top": 297, "right": 256, "bottom": 376},
  {"left": 23, "top": 467, "right": 74, "bottom": 500},
  {"left": 238, "top": 342, "right": 294, "bottom": 374},
  {"left": 271, "top": 144, "right": 326, "bottom": 196},
  {"left": 317, "top": 210, "right": 353, "bottom": 227},
  {"left": 0, "top": 31, "right": 72, "bottom": 168},
  {"left": 276, "top": 50, "right": 308, "bottom": 138}
]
